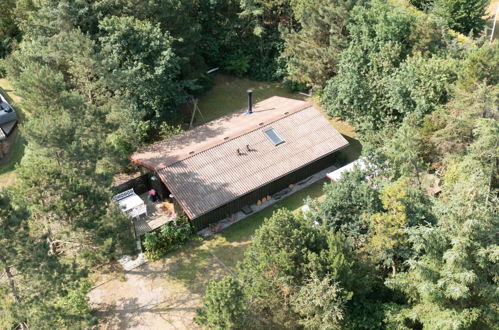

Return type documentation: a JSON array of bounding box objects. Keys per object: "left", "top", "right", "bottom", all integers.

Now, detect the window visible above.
[{"left": 264, "top": 128, "right": 285, "bottom": 146}]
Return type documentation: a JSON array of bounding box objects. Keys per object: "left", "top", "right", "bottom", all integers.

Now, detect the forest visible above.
[{"left": 0, "top": 0, "right": 497, "bottom": 329}]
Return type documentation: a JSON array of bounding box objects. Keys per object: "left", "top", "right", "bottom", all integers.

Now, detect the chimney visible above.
[{"left": 246, "top": 89, "right": 253, "bottom": 114}]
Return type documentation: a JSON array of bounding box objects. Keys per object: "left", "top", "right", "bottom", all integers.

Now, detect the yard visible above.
[
  {"left": 89, "top": 177, "right": 329, "bottom": 329},
  {"left": 89, "top": 73, "right": 361, "bottom": 329}
]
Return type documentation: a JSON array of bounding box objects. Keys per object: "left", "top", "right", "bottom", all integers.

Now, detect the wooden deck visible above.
[{"left": 133, "top": 193, "right": 174, "bottom": 236}]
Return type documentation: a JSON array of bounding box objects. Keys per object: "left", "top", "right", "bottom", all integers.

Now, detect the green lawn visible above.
[
  {"left": 0, "top": 79, "right": 24, "bottom": 188},
  {"left": 181, "top": 72, "right": 306, "bottom": 123}
]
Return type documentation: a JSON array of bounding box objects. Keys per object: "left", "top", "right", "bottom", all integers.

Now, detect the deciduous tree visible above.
[
  {"left": 368, "top": 178, "right": 433, "bottom": 276},
  {"left": 311, "top": 168, "right": 382, "bottom": 247},
  {"left": 98, "top": 15, "right": 183, "bottom": 123},
  {"left": 321, "top": 0, "right": 416, "bottom": 130}
]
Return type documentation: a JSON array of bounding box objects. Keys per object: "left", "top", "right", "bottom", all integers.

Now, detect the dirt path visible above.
[{"left": 88, "top": 245, "right": 229, "bottom": 329}]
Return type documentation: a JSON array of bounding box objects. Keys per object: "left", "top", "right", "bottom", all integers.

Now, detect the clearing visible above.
[{"left": 89, "top": 73, "right": 361, "bottom": 329}]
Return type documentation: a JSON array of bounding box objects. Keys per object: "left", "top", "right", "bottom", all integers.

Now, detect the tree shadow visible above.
[
  {"left": 95, "top": 293, "right": 202, "bottom": 330},
  {"left": 0, "top": 130, "right": 25, "bottom": 173},
  {"left": 338, "top": 135, "right": 362, "bottom": 165}
]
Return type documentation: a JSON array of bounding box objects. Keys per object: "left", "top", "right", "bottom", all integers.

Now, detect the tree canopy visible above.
[{"left": 1, "top": 0, "right": 497, "bottom": 328}]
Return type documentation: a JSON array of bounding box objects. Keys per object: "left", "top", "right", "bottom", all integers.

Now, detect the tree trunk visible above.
[{"left": 0, "top": 255, "right": 20, "bottom": 304}]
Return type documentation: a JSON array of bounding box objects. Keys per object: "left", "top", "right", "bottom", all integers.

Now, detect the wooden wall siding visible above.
[{"left": 190, "top": 152, "right": 336, "bottom": 230}]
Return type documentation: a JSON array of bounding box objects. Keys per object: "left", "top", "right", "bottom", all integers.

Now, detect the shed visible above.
[
  {"left": 131, "top": 96, "right": 349, "bottom": 230},
  {"left": 326, "top": 158, "right": 368, "bottom": 182}
]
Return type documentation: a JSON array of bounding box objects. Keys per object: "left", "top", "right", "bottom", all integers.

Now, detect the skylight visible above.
[{"left": 264, "top": 128, "right": 285, "bottom": 146}]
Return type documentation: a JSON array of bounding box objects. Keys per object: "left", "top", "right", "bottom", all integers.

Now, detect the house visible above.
[
  {"left": 130, "top": 93, "right": 349, "bottom": 230},
  {"left": 0, "top": 93, "right": 17, "bottom": 141}
]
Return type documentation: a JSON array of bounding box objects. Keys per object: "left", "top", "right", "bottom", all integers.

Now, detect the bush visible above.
[
  {"left": 225, "top": 54, "right": 251, "bottom": 77},
  {"left": 195, "top": 276, "right": 247, "bottom": 329},
  {"left": 283, "top": 79, "right": 308, "bottom": 92},
  {"left": 159, "top": 122, "right": 183, "bottom": 140},
  {"left": 143, "top": 215, "right": 193, "bottom": 259}
]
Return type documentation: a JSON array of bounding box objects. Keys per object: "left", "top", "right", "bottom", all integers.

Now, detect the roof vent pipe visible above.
[{"left": 246, "top": 89, "right": 253, "bottom": 114}]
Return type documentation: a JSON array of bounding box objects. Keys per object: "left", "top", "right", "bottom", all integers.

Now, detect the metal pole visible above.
[{"left": 491, "top": 3, "right": 499, "bottom": 42}]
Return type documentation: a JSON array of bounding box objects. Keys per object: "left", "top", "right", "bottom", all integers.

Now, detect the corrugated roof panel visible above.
[{"left": 158, "top": 106, "right": 349, "bottom": 219}]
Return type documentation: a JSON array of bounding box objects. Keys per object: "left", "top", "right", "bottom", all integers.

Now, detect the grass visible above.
[
  {"left": 0, "top": 79, "right": 24, "bottom": 188},
  {"left": 180, "top": 72, "right": 306, "bottom": 123}
]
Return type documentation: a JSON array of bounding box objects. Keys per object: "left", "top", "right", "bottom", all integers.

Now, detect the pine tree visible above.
[
  {"left": 433, "top": 0, "right": 489, "bottom": 35},
  {"left": 291, "top": 274, "right": 349, "bottom": 330},
  {"left": 321, "top": 0, "right": 416, "bottom": 130},
  {"left": 0, "top": 190, "right": 94, "bottom": 328},
  {"left": 283, "top": 0, "right": 361, "bottom": 86},
  {"left": 386, "top": 175, "right": 498, "bottom": 329},
  {"left": 0, "top": 0, "right": 19, "bottom": 58},
  {"left": 386, "top": 95, "right": 498, "bottom": 328},
  {"left": 195, "top": 276, "right": 247, "bottom": 329},
  {"left": 311, "top": 168, "right": 382, "bottom": 247}
]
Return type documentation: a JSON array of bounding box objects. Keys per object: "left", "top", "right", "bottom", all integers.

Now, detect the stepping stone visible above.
[{"left": 119, "top": 253, "right": 147, "bottom": 271}]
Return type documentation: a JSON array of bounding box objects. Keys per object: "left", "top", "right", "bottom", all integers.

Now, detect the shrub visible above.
[
  {"left": 283, "top": 79, "right": 308, "bottom": 92},
  {"left": 225, "top": 54, "right": 251, "bottom": 77},
  {"left": 195, "top": 276, "right": 247, "bottom": 329},
  {"left": 143, "top": 215, "right": 193, "bottom": 259},
  {"left": 159, "top": 122, "right": 183, "bottom": 140}
]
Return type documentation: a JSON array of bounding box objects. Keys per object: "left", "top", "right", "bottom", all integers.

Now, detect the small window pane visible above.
[{"left": 264, "top": 128, "right": 285, "bottom": 145}]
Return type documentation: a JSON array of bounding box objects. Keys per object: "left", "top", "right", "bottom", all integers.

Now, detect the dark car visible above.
[{"left": 0, "top": 93, "right": 17, "bottom": 140}]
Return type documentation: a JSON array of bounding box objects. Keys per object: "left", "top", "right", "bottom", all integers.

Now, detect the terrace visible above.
[
  {"left": 133, "top": 193, "right": 176, "bottom": 236},
  {"left": 115, "top": 189, "right": 176, "bottom": 237}
]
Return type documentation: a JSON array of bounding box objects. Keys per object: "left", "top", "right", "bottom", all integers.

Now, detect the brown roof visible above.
[
  {"left": 131, "top": 97, "right": 313, "bottom": 170},
  {"left": 131, "top": 97, "right": 349, "bottom": 219}
]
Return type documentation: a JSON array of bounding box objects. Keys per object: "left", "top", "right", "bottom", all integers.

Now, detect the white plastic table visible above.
[
  {"left": 119, "top": 194, "right": 144, "bottom": 212},
  {"left": 114, "top": 189, "right": 148, "bottom": 218}
]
